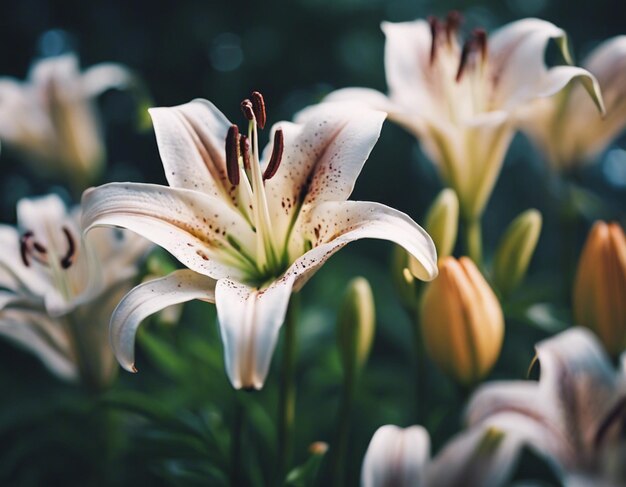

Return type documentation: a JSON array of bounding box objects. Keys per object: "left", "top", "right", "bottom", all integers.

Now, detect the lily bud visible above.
[
  {"left": 337, "top": 277, "right": 375, "bottom": 380},
  {"left": 423, "top": 188, "right": 459, "bottom": 262},
  {"left": 573, "top": 222, "right": 626, "bottom": 356},
  {"left": 493, "top": 209, "right": 542, "bottom": 298},
  {"left": 391, "top": 245, "right": 419, "bottom": 310},
  {"left": 420, "top": 257, "right": 504, "bottom": 386}
]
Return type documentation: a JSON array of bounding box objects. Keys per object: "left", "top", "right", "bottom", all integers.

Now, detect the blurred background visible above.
[{"left": 0, "top": 0, "right": 624, "bottom": 485}]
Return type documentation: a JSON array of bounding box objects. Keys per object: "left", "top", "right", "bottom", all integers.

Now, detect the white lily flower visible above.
[
  {"left": 0, "top": 53, "right": 137, "bottom": 191},
  {"left": 361, "top": 423, "right": 524, "bottom": 487},
  {"left": 0, "top": 194, "right": 150, "bottom": 389},
  {"left": 325, "top": 13, "right": 604, "bottom": 219},
  {"left": 467, "top": 328, "right": 626, "bottom": 486},
  {"left": 519, "top": 36, "right": 626, "bottom": 171},
  {"left": 81, "top": 93, "right": 438, "bottom": 390}
]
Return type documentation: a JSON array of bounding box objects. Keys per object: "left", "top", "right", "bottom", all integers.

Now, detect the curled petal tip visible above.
[{"left": 131, "top": 364, "right": 138, "bottom": 373}]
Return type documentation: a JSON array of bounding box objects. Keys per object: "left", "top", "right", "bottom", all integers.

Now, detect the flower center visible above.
[
  {"left": 20, "top": 226, "right": 77, "bottom": 270},
  {"left": 428, "top": 12, "right": 491, "bottom": 121},
  {"left": 223, "top": 91, "right": 286, "bottom": 284}
]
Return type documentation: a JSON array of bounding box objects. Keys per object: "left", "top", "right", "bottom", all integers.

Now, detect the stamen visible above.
[
  {"left": 263, "top": 129, "right": 284, "bottom": 181},
  {"left": 239, "top": 134, "right": 251, "bottom": 171},
  {"left": 225, "top": 124, "right": 241, "bottom": 186},
  {"left": 428, "top": 16, "right": 440, "bottom": 64},
  {"left": 241, "top": 99, "right": 254, "bottom": 121},
  {"left": 19, "top": 231, "right": 33, "bottom": 266},
  {"left": 456, "top": 38, "right": 473, "bottom": 82},
  {"left": 60, "top": 227, "right": 76, "bottom": 269},
  {"left": 473, "top": 28, "right": 488, "bottom": 61},
  {"left": 251, "top": 91, "right": 266, "bottom": 129},
  {"left": 445, "top": 11, "right": 462, "bottom": 44}
]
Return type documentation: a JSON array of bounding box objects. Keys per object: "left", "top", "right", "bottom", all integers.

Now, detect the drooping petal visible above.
[
  {"left": 489, "top": 19, "right": 603, "bottom": 112},
  {"left": 361, "top": 425, "right": 430, "bottom": 487},
  {"left": 215, "top": 274, "right": 295, "bottom": 389},
  {"left": 289, "top": 200, "right": 437, "bottom": 286},
  {"left": 263, "top": 104, "right": 386, "bottom": 247},
  {"left": 0, "top": 309, "right": 77, "bottom": 381},
  {"left": 110, "top": 269, "right": 216, "bottom": 373},
  {"left": 81, "top": 62, "right": 137, "bottom": 98},
  {"left": 81, "top": 182, "right": 257, "bottom": 280},
  {"left": 148, "top": 100, "right": 234, "bottom": 198},
  {"left": 426, "top": 424, "right": 529, "bottom": 487}
]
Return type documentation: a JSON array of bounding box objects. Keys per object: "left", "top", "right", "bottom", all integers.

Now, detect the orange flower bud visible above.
[
  {"left": 420, "top": 256, "right": 504, "bottom": 386},
  {"left": 573, "top": 222, "right": 626, "bottom": 356}
]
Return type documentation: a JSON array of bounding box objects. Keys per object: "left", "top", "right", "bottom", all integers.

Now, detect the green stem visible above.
[
  {"left": 278, "top": 294, "right": 299, "bottom": 482},
  {"left": 230, "top": 395, "right": 245, "bottom": 487},
  {"left": 65, "top": 314, "right": 105, "bottom": 394},
  {"left": 464, "top": 216, "right": 483, "bottom": 267},
  {"left": 412, "top": 311, "right": 426, "bottom": 426},
  {"left": 331, "top": 374, "right": 356, "bottom": 487}
]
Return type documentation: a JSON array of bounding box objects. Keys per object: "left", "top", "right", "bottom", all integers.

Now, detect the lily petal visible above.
[
  {"left": 82, "top": 182, "right": 256, "bottom": 280},
  {"left": 264, "top": 103, "right": 386, "bottom": 246},
  {"left": 489, "top": 19, "right": 603, "bottom": 112},
  {"left": 148, "top": 99, "right": 234, "bottom": 198},
  {"left": 110, "top": 269, "right": 216, "bottom": 373},
  {"left": 215, "top": 274, "right": 295, "bottom": 389},
  {"left": 0, "top": 309, "right": 76, "bottom": 381},
  {"left": 361, "top": 424, "right": 430, "bottom": 487},
  {"left": 82, "top": 62, "right": 137, "bottom": 98},
  {"left": 292, "top": 200, "right": 437, "bottom": 286}
]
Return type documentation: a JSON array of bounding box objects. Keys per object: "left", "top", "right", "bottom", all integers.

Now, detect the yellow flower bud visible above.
[
  {"left": 391, "top": 245, "right": 419, "bottom": 310},
  {"left": 419, "top": 189, "right": 459, "bottom": 267},
  {"left": 573, "top": 222, "right": 626, "bottom": 356},
  {"left": 337, "top": 277, "right": 376, "bottom": 380},
  {"left": 420, "top": 256, "right": 504, "bottom": 386},
  {"left": 493, "top": 209, "right": 542, "bottom": 298}
]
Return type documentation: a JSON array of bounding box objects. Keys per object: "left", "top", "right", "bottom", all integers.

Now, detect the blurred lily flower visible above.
[
  {"left": 325, "top": 14, "right": 604, "bottom": 220},
  {"left": 0, "top": 53, "right": 137, "bottom": 191},
  {"left": 574, "top": 221, "right": 626, "bottom": 356},
  {"left": 0, "top": 194, "right": 149, "bottom": 389},
  {"left": 467, "top": 328, "right": 626, "bottom": 486},
  {"left": 362, "top": 423, "right": 523, "bottom": 487},
  {"left": 520, "top": 36, "right": 626, "bottom": 171},
  {"left": 82, "top": 94, "right": 438, "bottom": 390},
  {"left": 420, "top": 256, "right": 504, "bottom": 386}
]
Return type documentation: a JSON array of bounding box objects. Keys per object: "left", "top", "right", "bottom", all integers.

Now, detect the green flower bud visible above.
[
  {"left": 337, "top": 277, "right": 375, "bottom": 380},
  {"left": 391, "top": 245, "right": 419, "bottom": 310},
  {"left": 493, "top": 209, "right": 542, "bottom": 298},
  {"left": 421, "top": 188, "right": 459, "bottom": 266}
]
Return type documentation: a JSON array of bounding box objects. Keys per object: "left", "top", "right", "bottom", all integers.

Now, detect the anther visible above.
[
  {"left": 225, "top": 125, "right": 241, "bottom": 186},
  {"left": 445, "top": 11, "right": 462, "bottom": 44},
  {"left": 263, "top": 128, "right": 284, "bottom": 181},
  {"left": 428, "top": 16, "right": 440, "bottom": 64},
  {"left": 241, "top": 99, "right": 254, "bottom": 121},
  {"left": 473, "top": 28, "right": 488, "bottom": 61},
  {"left": 239, "top": 134, "right": 251, "bottom": 171},
  {"left": 19, "top": 231, "right": 33, "bottom": 266},
  {"left": 60, "top": 227, "right": 76, "bottom": 269},
  {"left": 251, "top": 91, "right": 266, "bottom": 129}
]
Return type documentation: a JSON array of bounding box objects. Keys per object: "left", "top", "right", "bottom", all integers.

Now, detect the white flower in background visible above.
[
  {"left": 0, "top": 194, "right": 150, "bottom": 389},
  {"left": 81, "top": 93, "right": 438, "bottom": 390},
  {"left": 519, "top": 36, "right": 626, "bottom": 171},
  {"left": 0, "top": 53, "right": 137, "bottom": 191},
  {"left": 361, "top": 423, "right": 523, "bottom": 487},
  {"left": 325, "top": 13, "right": 604, "bottom": 220},
  {"left": 467, "top": 328, "right": 626, "bottom": 486}
]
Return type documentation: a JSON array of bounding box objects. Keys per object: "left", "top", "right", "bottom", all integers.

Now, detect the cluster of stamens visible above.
[
  {"left": 428, "top": 11, "right": 488, "bottom": 82},
  {"left": 20, "top": 227, "right": 77, "bottom": 269},
  {"left": 225, "top": 91, "right": 284, "bottom": 187}
]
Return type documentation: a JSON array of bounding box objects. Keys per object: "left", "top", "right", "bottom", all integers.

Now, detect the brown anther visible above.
[
  {"left": 225, "top": 125, "right": 240, "bottom": 186},
  {"left": 239, "top": 134, "right": 251, "bottom": 171},
  {"left": 428, "top": 16, "right": 440, "bottom": 64},
  {"left": 251, "top": 91, "right": 266, "bottom": 129},
  {"left": 19, "top": 231, "right": 33, "bottom": 266},
  {"left": 473, "top": 28, "right": 488, "bottom": 61},
  {"left": 263, "top": 128, "right": 284, "bottom": 181},
  {"left": 60, "top": 227, "right": 76, "bottom": 269},
  {"left": 33, "top": 241, "right": 47, "bottom": 253},
  {"left": 241, "top": 99, "right": 254, "bottom": 121},
  {"left": 445, "top": 11, "right": 463, "bottom": 43}
]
